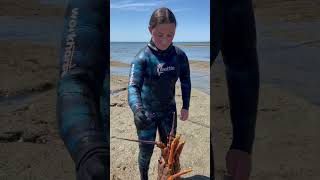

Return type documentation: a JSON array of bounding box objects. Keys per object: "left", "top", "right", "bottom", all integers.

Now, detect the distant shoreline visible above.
[
  {"left": 176, "top": 44, "right": 210, "bottom": 48},
  {"left": 111, "top": 42, "right": 210, "bottom": 48},
  {"left": 0, "top": 0, "right": 64, "bottom": 16},
  {"left": 110, "top": 59, "right": 209, "bottom": 71},
  {"left": 110, "top": 42, "right": 210, "bottom": 43}
]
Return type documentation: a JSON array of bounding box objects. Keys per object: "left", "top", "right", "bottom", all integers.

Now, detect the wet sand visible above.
[
  {"left": 0, "top": 41, "right": 58, "bottom": 97},
  {"left": 211, "top": 63, "right": 320, "bottom": 180},
  {"left": 111, "top": 59, "right": 210, "bottom": 71},
  {"left": 254, "top": 0, "right": 320, "bottom": 23},
  {"left": 0, "top": 0, "right": 64, "bottom": 16},
  {"left": 0, "top": 41, "right": 75, "bottom": 179},
  {"left": 110, "top": 60, "right": 130, "bottom": 68}
]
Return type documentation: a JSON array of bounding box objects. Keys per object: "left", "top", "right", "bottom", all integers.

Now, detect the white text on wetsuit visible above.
[
  {"left": 129, "top": 64, "right": 135, "bottom": 85},
  {"left": 157, "top": 63, "right": 175, "bottom": 76},
  {"left": 61, "top": 8, "right": 79, "bottom": 78}
]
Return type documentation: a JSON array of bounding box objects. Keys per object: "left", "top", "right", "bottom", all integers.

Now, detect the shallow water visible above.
[
  {"left": 0, "top": 16, "right": 63, "bottom": 46},
  {"left": 110, "top": 42, "right": 210, "bottom": 63},
  {"left": 39, "top": 0, "right": 66, "bottom": 5}
]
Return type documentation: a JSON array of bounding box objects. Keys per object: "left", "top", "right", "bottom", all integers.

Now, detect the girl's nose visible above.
[{"left": 161, "top": 38, "right": 168, "bottom": 45}]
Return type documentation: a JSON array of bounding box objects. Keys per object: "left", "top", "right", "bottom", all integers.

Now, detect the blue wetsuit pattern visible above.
[
  {"left": 57, "top": 0, "right": 109, "bottom": 179},
  {"left": 128, "top": 41, "right": 191, "bottom": 179},
  {"left": 128, "top": 42, "right": 191, "bottom": 113}
]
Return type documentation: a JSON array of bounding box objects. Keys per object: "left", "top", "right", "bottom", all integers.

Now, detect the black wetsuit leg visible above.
[
  {"left": 157, "top": 110, "right": 177, "bottom": 144},
  {"left": 221, "top": 0, "right": 259, "bottom": 154},
  {"left": 136, "top": 108, "right": 177, "bottom": 180},
  {"left": 136, "top": 114, "right": 157, "bottom": 180},
  {"left": 211, "top": 0, "right": 260, "bottom": 179},
  {"left": 211, "top": 0, "right": 223, "bottom": 178}
]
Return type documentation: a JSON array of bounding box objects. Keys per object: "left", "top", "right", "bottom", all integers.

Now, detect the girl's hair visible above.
[{"left": 149, "top": 7, "right": 177, "bottom": 29}]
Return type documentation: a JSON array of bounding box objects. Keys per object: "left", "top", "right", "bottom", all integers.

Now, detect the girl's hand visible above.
[{"left": 180, "top": 109, "right": 189, "bottom": 121}]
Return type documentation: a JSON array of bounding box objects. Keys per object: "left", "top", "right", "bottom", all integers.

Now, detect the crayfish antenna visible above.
[
  {"left": 167, "top": 168, "right": 193, "bottom": 180},
  {"left": 167, "top": 112, "right": 176, "bottom": 147}
]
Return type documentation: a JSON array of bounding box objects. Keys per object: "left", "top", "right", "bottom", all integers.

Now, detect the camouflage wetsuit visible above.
[
  {"left": 57, "top": 0, "right": 109, "bottom": 179},
  {"left": 128, "top": 41, "right": 191, "bottom": 179}
]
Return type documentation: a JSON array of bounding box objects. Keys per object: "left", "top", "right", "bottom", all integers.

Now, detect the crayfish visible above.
[
  {"left": 156, "top": 112, "right": 192, "bottom": 180},
  {"left": 113, "top": 112, "right": 192, "bottom": 180},
  {"left": 156, "top": 133, "right": 192, "bottom": 180}
]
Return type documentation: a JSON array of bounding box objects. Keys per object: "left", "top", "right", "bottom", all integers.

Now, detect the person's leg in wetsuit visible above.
[
  {"left": 57, "top": 0, "right": 109, "bottom": 179},
  {"left": 157, "top": 110, "right": 177, "bottom": 144},
  {"left": 211, "top": 0, "right": 260, "bottom": 179},
  {"left": 136, "top": 109, "right": 177, "bottom": 180},
  {"left": 136, "top": 113, "right": 157, "bottom": 180}
]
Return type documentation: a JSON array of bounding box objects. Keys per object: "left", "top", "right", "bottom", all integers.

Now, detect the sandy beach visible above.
[
  {"left": 211, "top": 64, "right": 320, "bottom": 180},
  {"left": 0, "top": 0, "right": 319, "bottom": 179},
  {"left": 0, "top": 41, "right": 75, "bottom": 180},
  {"left": 110, "top": 60, "right": 210, "bottom": 72},
  {"left": 0, "top": 0, "right": 64, "bottom": 16},
  {"left": 254, "top": 0, "right": 320, "bottom": 23}
]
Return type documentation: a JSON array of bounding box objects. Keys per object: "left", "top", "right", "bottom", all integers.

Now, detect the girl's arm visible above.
[
  {"left": 57, "top": 0, "right": 108, "bottom": 176},
  {"left": 179, "top": 52, "right": 191, "bottom": 110},
  {"left": 128, "top": 56, "right": 145, "bottom": 113}
]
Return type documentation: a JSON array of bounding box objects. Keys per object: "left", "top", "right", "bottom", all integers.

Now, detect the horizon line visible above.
[{"left": 110, "top": 41, "right": 210, "bottom": 43}]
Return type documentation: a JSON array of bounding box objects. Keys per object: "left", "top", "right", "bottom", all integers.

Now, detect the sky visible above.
[{"left": 110, "top": 0, "right": 210, "bottom": 42}]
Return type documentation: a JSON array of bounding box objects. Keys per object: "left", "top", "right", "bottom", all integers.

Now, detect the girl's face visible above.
[{"left": 149, "top": 23, "right": 176, "bottom": 50}]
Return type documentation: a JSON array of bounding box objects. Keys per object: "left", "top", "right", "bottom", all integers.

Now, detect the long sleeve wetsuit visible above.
[
  {"left": 211, "top": 0, "right": 260, "bottom": 179},
  {"left": 128, "top": 41, "right": 191, "bottom": 179},
  {"left": 56, "top": 0, "right": 109, "bottom": 179}
]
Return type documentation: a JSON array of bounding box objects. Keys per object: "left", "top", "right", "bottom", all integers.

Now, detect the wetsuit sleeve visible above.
[
  {"left": 128, "top": 56, "right": 145, "bottom": 113},
  {"left": 179, "top": 52, "right": 191, "bottom": 110},
  {"left": 56, "top": 0, "right": 109, "bottom": 174}
]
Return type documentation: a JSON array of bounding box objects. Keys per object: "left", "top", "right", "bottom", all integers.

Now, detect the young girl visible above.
[{"left": 128, "top": 7, "right": 191, "bottom": 180}]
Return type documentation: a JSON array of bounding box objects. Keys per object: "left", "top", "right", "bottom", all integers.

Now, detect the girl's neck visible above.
[{"left": 148, "top": 39, "right": 173, "bottom": 52}]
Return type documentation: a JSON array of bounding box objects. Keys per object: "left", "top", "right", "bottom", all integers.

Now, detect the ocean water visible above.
[
  {"left": 39, "top": 0, "right": 66, "bottom": 5},
  {"left": 0, "top": 16, "right": 63, "bottom": 46},
  {"left": 110, "top": 42, "right": 210, "bottom": 64}
]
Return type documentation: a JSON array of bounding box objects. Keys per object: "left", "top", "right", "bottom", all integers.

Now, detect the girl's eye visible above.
[
  {"left": 167, "top": 34, "right": 172, "bottom": 38},
  {"left": 158, "top": 34, "right": 163, "bottom": 37}
]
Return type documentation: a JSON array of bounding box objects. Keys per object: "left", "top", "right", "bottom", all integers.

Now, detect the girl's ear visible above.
[{"left": 148, "top": 26, "right": 153, "bottom": 34}]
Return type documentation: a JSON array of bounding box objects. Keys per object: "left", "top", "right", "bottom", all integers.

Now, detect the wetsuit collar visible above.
[{"left": 147, "top": 39, "right": 174, "bottom": 56}]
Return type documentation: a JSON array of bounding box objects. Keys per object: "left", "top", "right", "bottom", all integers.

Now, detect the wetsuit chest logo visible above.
[{"left": 157, "top": 63, "right": 175, "bottom": 76}]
